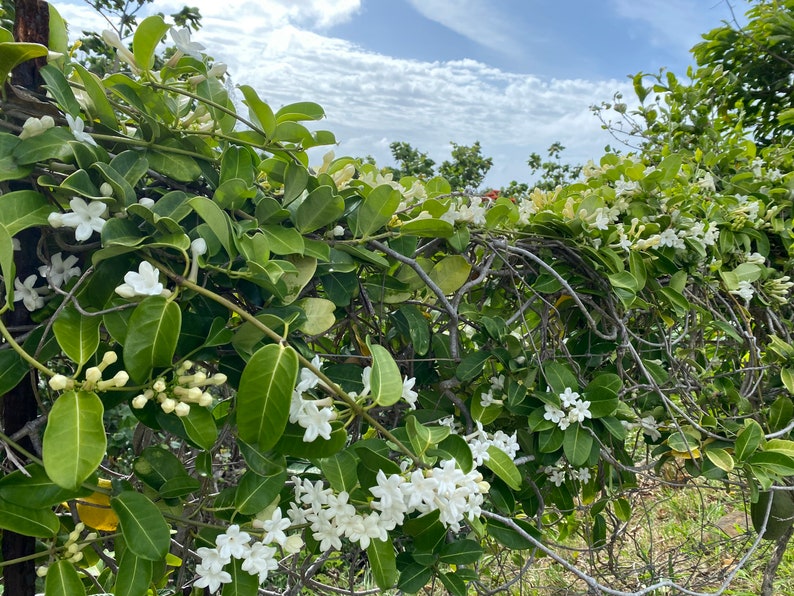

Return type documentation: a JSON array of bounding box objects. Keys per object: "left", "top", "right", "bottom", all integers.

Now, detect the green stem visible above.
[
  {"left": 0, "top": 317, "right": 55, "bottom": 377},
  {"left": 0, "top": 430, "right": 44, "bottom": 466},
  {"left": 162, "top": 270, "right": 423, "bottom": 467},
  {"left": 0, "top": 549, "right": 51, "bottom": 568}
]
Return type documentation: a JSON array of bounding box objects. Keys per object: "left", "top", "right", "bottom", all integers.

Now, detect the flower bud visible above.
[
  {"left": 48, "top": 374, "right": 70, "bottom": 391},
  {"left": 283, "top": 534, "right": 304, "bottom": 554},
  {"left": 131, "top": 394, "right": 149, "bottom": 409},
  {"left": 198, "top": 392, "right": 213, "bottom": 407},
  {"left": 160, "top": 397, "right": 177, "bottom": 414},
  {"left": 212, "top": 373, "right": 228, "bottom": 385},
  {"left": 138, "top": 197, "right": 155, "bottom": 208},
  {"left": 36, "top": 566, "right": 48, "bottom": 577},
  {"left": 174, "top": 401, "right": 191, "bottom": 417},
  {"left": 100, "top": 182, "right": 113, "bottom": 197},
  {"left": 153, "top": 378, "right": 167, "bottom": 393},
  {"left": 85, "top": 367, "right": 102, "bottom": 383},
  {"left": 112, "top": 371, "right": 129, "bottom": 387}
]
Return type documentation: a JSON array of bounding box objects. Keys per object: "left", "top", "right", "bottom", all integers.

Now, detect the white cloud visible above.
[{"left": 405, "top": 0, "right": 519, "bottom": 57}]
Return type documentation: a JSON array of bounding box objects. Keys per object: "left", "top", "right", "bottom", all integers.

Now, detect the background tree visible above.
[
  {"left": 526, "top": 141, "right": 583, "bottom": 191},
  {"left": 438, "top": 140, "right": 493, "bottom": 191},
  {"left": 386, "top": 140, "right": 436, "bottom": 179}
]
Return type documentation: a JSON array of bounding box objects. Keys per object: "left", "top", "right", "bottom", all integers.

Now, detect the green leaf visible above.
[
  {"left": 390, "top": 305, "right": 430, "bottom": 356},
  {"left": 274, "top": 421, "right": 347, "bottom": 458},
  {"left": 0, "top": 496, "right": 59, "bottom": 537},
  {"left": 584, "top": 373, "right": 621, "bottom": 418},
  {"left": 73, "top": 63, "right": 118, "bottom": 129},
  {"left": 12, "top": 126, "right": 74, "bottom": 164},
  {"left": 294, "top": 185, "right": 344, "bottom": 233},
  {"left": 0, "top": 133, "right": 32, "bottom": 181},
  {"left": 369, "top": 343, "right": 403, "bottom": 406},
  {"left": 367, "top": 537, "right": 398, "bottom": 589},
  {"left": 282, "top": 161, "right": 309, "bottom": 205},
  {"left": 0, "top": 223, "right": 15, "bottom": 309},
  {"left": 735, "top": 419, "right": 764, "bottom": 462},
  {"left": 705, "top": 447, "right": 735, "bottom": 472},
  {"left": 439, "top": 539, "right": 483, "bottom": 565},
  {"left": 235, "top": 468, "right": 287, "bottom": 515},
  {"left": 487, "top": 517, "right": 540, "bottom": 550},
  {"left": 0, "top": 464, "right": 89, "bottom": 508},
  {"left": 748, "top": 451, "right": 794, "bottom": 477},
  {"left": 349, "top": 184, "right": 402, "bottom": 238},
  {"left": 407, "top": 417, "right": 450, "bottom": 457},
  {"left": 296, "top": 297, "right": 336, "bottom": 335},
  {"left": 563, "top": 423, "right": 593, "bottom": 467},
  {"left": 44, "top": 559, "right": 86, "bottom": 596},
  {"left": 237, "top": 344, "right": 299, "bottom": 451},
  {"left": 114, "top": 550, "right": 153, "bottom": 596},
  {"left": 239, "top": 84, "right": 276, "bottom": 138},
  {"left": 0, "top": 189, "right": 52, "bottom": 235},
  {"left": 397, "top": 563, "right": 433, "bottom": 593},
  {"left": 456, "top": 350, "right": 490, "bottom": 382},
  {"left": 319, "top": 449, "right": 359, "bottom": 493},
  {"left": 221, "top": 557, "right": 259, "bottom": 596},
  {"left": 437, "top": 434, "right": 474, "bottom": 473},
  {"left": 42, "top": 391, "right": 106, "bottom": 490},
  {"left": 123, "top": 296, "right": 181, "bottom": 383},
  {"left": 614, "top": 497, "right": 631, "bottom": 522},
  {"left": 110, "top": 491, "right": 171, "bottom": 561},
  {"left": 133, "top": 15, "right": 170, "bottom": 70},
  {"left": 180, "top": 405, "right": 218, "bottom": 450},
  {"left": 189, "top": 196, "right": 236, "bottom": 258},
  {"left": 769, "top": 395, "right": 794, "bottom": 432},
  {"left": 133, "top": 446, "right": 189, "bottom": 491},
  {"left": 429, "top": 255, "right": 471, "bottom": 294},
  {"left": 52, "top": 306, "right": 101, "bottom": 366},
  {"left": 0, "top": 42, "right": 48, "bottom": 95},
  {"left": 439, "top": 571, "right": 468, "bottom": 596},
  {"left": 276, "top": 101, "right": 325, "bottom": 122},
  {"left": 485, "top": 445, "right": 522, "bottom": 490},
  {"left": 399, "top": 217, "right": 454, "bottom": 238}
]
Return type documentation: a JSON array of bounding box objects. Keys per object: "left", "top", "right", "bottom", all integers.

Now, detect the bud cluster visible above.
[
  {"left": 48, "top": 351, "right": 129, "bottom": 393},
  {"left": 131, "top": 360, "right": 227, "bottom": 417}
]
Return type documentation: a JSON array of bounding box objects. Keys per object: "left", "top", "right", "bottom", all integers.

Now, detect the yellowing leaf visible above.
[{"left": 75, "top": 478, "right": 117, "bottom": 531}]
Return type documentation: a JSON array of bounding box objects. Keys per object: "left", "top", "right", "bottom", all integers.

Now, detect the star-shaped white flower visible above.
[
  {"left": 170, "top": 27, "right": 205, "bottom": 59},
  {"left": 58, "top": 197, "right": 106, "bottom": 241},
  {"left": 115, "top": 262, "right": 168, "bottom": 298},
  {"left": 64, "top": 114, "right": 97, "bottom": 147},
  {"left": 39, "top": 252, "right": 81, "bottom": 288},
  {"left": 14, "top": 275, "right": 46, "bottom": 311}
]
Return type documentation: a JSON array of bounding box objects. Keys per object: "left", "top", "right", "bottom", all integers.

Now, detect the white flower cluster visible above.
[
  {"left": 48, "top": 351, "right": 128, "bottom": 393},
  {"left": 440, "top": 198, "right": 488, "bottom": 226},
  {"left": 479, "top": 374, "right": 505, "bottom": 407},
  {"left": 290, "top": 357, "right": 419, "bottom": 443},
  {"left": 729, "top": 280, "right": 755, "bottom": 304},
  {"left": 543, "top": 387, "right": 592, "bottom": 431},
  {"left": 130, "top": 360, "right": 226, "bottom": 417},
  {"left": 14, "top": 252, "right": 82, "bottom": 312},
  {"left": 194, "top": 511, "right": 303, "bottom": 592},
  {"left": 466, "top": 421, "right": 520, "bottom": 466},
  {"left": 544, "top": 459, "right": 591, "bottom": 487},
  {"left": 19, "top": 115, "right": 55, "bottom": 139},
  {"left": 764, "top": 275, "right": 794, "bottom": 304},
  {"left": 290, "top": 458, "right": 489, "bottom": 554},
  {"left": 36, "top": 522, "right": 98, "bottom": 577}
]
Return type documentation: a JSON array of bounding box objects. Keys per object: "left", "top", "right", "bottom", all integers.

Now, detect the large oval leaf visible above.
[
  {"left": 133, "top": 15, "right": 170, "bottom": 70},
  {"left": 369, "top": 344, "right": 403, "bottom": 407},
  {"left": 45, "top": 559, "right": 86, "bottom": 596},
  {"left": 53, "top": 306, "right": 101, "bottom": 366},
  {"left": 42, "top": 390, "right": 106, "bottom": 490},
  {"left": 114, "top": 550, "right": 153, "bottom": 596},
  {"left": 236, "top": 343, "right": 298, "bottom": 451},
  {"left": 110, "top": 491, "right": 171, "bottom": 561},
  {"left": 294, "top": 185, "right": 344, "bottom": 233},
  {"left": 0, "top": 496, "right": 59, "bottom": 537},
  {"left": 349, "top": 184, "right": 402, "bottom": 238},
  {"left": 123, "top": 296, "right": 181, "bottom": 383}
]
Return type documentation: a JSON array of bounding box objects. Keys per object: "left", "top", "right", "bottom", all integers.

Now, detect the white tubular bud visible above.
[
  {"left": 198, "top": 392, "right": 213, "bottom": 407},
  {"left": 160, "top": 398, "right": 176, "bottom": 414},
  {"left": 85, "top": 367, "right": 102, "bottom": 383},
  {"left": 174, "top": 402, "right": 191, "bottom": 417},
  {"left": 49, "top": 374, "right": 70, "bottom": 391},
  {"left": 153, "top": 378, "right": 167, "bottom": 393},
  {"left": 212, "top": 373, "right": 228, "bottom": 385},
  {"left": 186, "top": 387, "right": 203, "bottom": 402},
  {"left": 131, "top": 394, "right": 149, "bottom": 409},
  {"left": 102, "top": 351, "right": 118, "bottom": 366}
]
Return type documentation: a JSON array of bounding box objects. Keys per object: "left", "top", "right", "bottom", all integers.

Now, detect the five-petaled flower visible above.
[
  {"left": 14, "top": 275, "right": 46, "bottom": 311},
  {"left": 39, "top": 252, "right": 81, "bottom": 288},
  {"left": 50, "top": 197, "right": 107, "bottom": 241},
  {"left": 65, "top": 114, "right": 97, "bottom": 146},
  {"left": 170, "top": 27, "right": 205, "bottom": 59},
  {"left": 115, "top": 262, "right": 170, "bottom": 298}
]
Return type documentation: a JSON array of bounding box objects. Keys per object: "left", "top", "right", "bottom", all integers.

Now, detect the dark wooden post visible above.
[{"left": 1, "top": 2, "right": 49, "bottom": 594}]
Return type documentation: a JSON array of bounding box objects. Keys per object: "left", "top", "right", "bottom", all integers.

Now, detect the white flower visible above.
[
  {"left": 257, "top": 508, "right": 291, "bottom": 547},
  {"left": 138, "top": 197, "right": 155, "bottom": 208},
  {"left": 640, "top": 415, "right": 661, "bottom": 441},
  {"left": 559, "top": 387, "right": 580, "bottom": 408},
  {"left": 658, "top": 228, "right": 685, "bottom": 250},
  {"left": 573, "top": 467, "right": 591, "bottom": 482},
  {"left": 39, "top": 252, "right": 80, "bottom": 288},
  {"left": 568, "top": 400, "right": 592, "bottom": 423},
  {"left": 296, "top": 401, "right": 336, "bottom": 442},
  {"left": 295, "top": 355, "right": 323, "bottom": 394},
  {"left": 480, "top": 390, "right": 500, "bottom": 408},
  {"left": 543, "top": 404, "right": 565, "bottom": 425},
  {"left": 283, "top": 534, "right": 304, "bottom": 554},
  {"left": 215, "top": 525, "right": 251, "bottom": 559},
  {"left": 401, "top": 376, "right": 418, "bottom": 409},
  {"left": 240, "top": 541, "right": 278, "bottom": 583},
  {"left": 64, "top": 114, "right": 97, "bottom": 147},
  {"left": 196, "top": 546, "right": 230, "bottom": 574},
  {"left": 19, "top": 115, "right": 55, "bottom": 139},
  {"left": 193, "top": 562, "right": 232, "bottom": 592},
  {"left": 729, "top": 280, "right": 754, "bottom": 304},
  {"left": 188, "top": 237, "right": 207, "bottom": 283},
  {"left": 360, "top": 366, "right": 372, "bottom": 396},
  {"left": 57, "top": 197, "right": 107, "bottom": 241},
  {"left": 101, "top": 29, "right": 137, "bottom": 69},
  {"left": 490, "top": 374, "right": 505, "bottom": 391},
  {"left": 312, "top": 516, "right": 342, "bottom": 552},
  {"left": 14, "top": 275, "right": 46, "bottom": 311},
  {"left": 546, "top": 466, "right": 566, "bottom": 487},
  {"left": 170, "top": 27, "right": 205, "bottom": 59},
  {"left": 115, "top": 262, "right": 168, "bottom": 298}
]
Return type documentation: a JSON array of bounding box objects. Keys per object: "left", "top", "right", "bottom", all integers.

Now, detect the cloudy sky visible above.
[{"left": 53, "top": 0, "right": 742, "bottom": 187}]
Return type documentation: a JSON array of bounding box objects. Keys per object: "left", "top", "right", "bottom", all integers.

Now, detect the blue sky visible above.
[{"left": 54, "top": 0, "right": 743, "bottom": 187}]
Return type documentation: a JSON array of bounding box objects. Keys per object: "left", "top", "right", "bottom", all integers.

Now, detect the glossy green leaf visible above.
[
  {"left": 52, "top": 306, "right": 101, "bottom": 366},
  {"left": 349, "top": 184, "right": 402, "bottom": 238},
  {"left": 0, "top": 133, "right": 32, "bottom": 181},
  {"left": 705, "top": 447, "right": 735, "bottom": 472},
  {"left": 0, "top": 496, "right": 59, "bottom": 537},
  {"left": 768, "top": 395, "right": 794, "bottom": 432},
  {"left": 180, "top": 405, "right": 218, "bottom": 450},
  {"left": 237, "top": 343, "right": 299, "bottom": 451},
  {"left": 563, "top": 423, "right": 593, "bottom": 467},
  {"left": 456, "top": 350, "right": 490, "bottom": 382},
  {"left": 400, "top": 217, "right": 455, "bottom": 238},
  {"left": 390, "top": 304, "right": 430, "bottom": 356},
  {"left": 235, "top": 468, "right": 287, "bottom": 515},
  {"left": 437, "top": 433, "right": 473, "bottom": 474},
  {"left": 0, "top": 224, "right": 15, "bottom": 309},
  {"left": 239, "top": 84, "right": 276, "bottom": 138},
  {"left": 42, "top": 391, "right": 106, "bottom": 490},
  {"left": 487, "top": 517, "right": 540, "bottom": 550},
  {"left": 114, "top": 550, "right": 153, "bottom": 596},
  {"left": 111, "top": 491, "right": 171, "bottom": 561},
  {"left": 429, "top": 255, "right": 471, "bottom": 294},
  {"left": 369, "top": 343, "right": 403, "bottom": 406},
  {"left": 275, "top": 101, "right": 325, "bottom": 122},
  {"left": 189, "top": 196, "right": 236, "bottom": 258},
  {"left": 123, "top": 296, "right": 181, "bottom": 383},
  {"left": 407, "top": 416, "right": 450, "bottom": 457},
  {"left": 261, "top": 224, "right": 304, "bottom": 255},
  {"left": 133, "top": 15, "right": 170, "bottom": 70},
  {"left": 439, "top": 539, "right": 483, "bottom": 565},
  {"left": 439, "top": 571, "right": 468, "bottom": 596},
  {"left": 12, "top": 126, "right": 74, "bottom": 164},
  {"left": 0, "top": 189, "right": 52, "bottom": 235},
  {"left": 583, "top": 373, "right": 621, "bottom": 418},
  {"left": 44, "top": 559, "right": 86, "bottom": 596},
  {"left": 735, "top": 419, "right": 764, "bottom": 462},
  {"left": 485, "top": 445, "right": 522, "bottom": 490},
  {"left": 283, "top": 161, "right": 309, "bottom": 205},
  {"left": 221, "top": 557, "right": 259, "bottom": 596},
  {"left": 73, "top": 63, "right": 118, "bottom": 129},
  {"left": 368, "top": 537, "right": 398, "bottom": 589},
  {"left": 543, "top": 361, "right": 579, "bottom": 395},
  {"left": 133, "top": 446, "right": 189, "bottom": 491},
  {"left": 294, "top": 185, "right": 344, "bottom": 233},
  {"left": 397, "top": 563, "right": 433, "bottom": 593},
  {"left": 237, "top": 440, "right": 286, "bottom": 477},
  {"left": 0, "top": 464, "right": 89, "bottom": 508},
  {"left": 0, "top": 41, "right": 48, "bottom": 95},
  {"left": 319, "top": 449, "right": 359, "bottom": 493}
]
